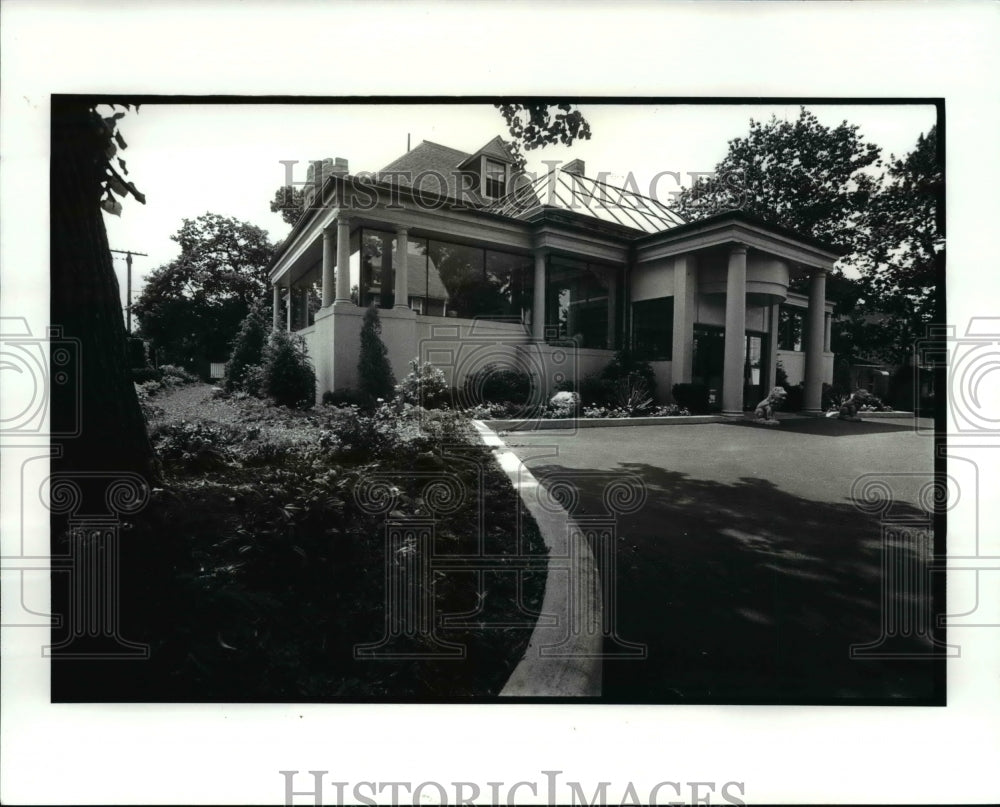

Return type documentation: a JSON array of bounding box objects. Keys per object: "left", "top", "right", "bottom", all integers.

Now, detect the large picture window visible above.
[
  {"left": 426, "top": 239, "right": 532, "bottom": 321},
  {"left": 632, "top": 297, "right": 674, "bottom": 359},
  {"left": 546, "top": 257, "right": 621, "bottom": 350}
]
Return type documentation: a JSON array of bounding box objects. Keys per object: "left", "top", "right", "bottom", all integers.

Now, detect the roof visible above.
[
  {"left": 457, "top": 135, "right": 516, "bottom": 168},
  {"left": 485, "top": 169, "right": 689, "bottom": 234},
  {"left": 378, "top": 138, "right": 513, "bottom": 206}
]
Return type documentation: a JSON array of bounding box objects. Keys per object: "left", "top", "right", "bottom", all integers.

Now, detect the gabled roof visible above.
[
  {"left": 486, "top": 169, "right": 688, "bottom": 234},
  {"left": 378, "top": 140, "right": 487, "bottom": 205},
  {"left": 457, "top": 135, "right": 516, "bottom": 169}
]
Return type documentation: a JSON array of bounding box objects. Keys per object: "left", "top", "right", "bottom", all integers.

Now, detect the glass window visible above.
[
  {"left": 778, "top": 306, "right": 804, "bottom": 351},
  {"left": 360, "top": 229, "right": 396, "bottom": 308},
  {"left": 484, "top": 159, "right": 506, "bottom": 198},
  {"left": 424, "top": 240, "right": 531, "bottom": 321},
  {"left": 632, "top": 297, "right": 674, "bottom": 360},
  {"left": 485, "top": 250, "right": 533, "bottom": 321},
  {"left": 546, "top": 257, "right": 618, "bottom": 350}
]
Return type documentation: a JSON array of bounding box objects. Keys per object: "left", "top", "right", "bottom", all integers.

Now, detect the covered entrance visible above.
[{"left": 692, "top": 325, "right": 770, "bottom": 411}]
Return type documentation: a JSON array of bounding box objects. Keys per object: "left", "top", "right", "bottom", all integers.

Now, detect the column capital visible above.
[
  {"left": 729, "top": 242, "right": 749, "bottom": 255},
  {"left": 395, "top": 225, "right": 409, "bottom": 236},
  {"left": 335, "top": 213, "right": 353, "bottom": 227}
]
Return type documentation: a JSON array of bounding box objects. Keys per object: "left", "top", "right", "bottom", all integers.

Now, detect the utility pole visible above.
[{"left": 110, "top": 249, "right": 148, "bottom": 334}]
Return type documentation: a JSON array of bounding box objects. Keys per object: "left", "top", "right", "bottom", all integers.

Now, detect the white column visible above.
[
  {"left": 285, "top": 282, "right": 293, "bottom": 331},
  {"left": 272, "top": 285, "right": 281, "bottom": 330},
  {"left": 532, "top": 249, "right": 546, "bottom": 341},
  {"left": 722, "top": 244, "right": 748, "bottom": 415},
  {"left": 321, "top": 226, "right": 335, "bottom": 307},
  {"left": 671, "top": 254, "right": 695, "bottom": 384},
  {"left": 824, "top": 311, "right": 832, "bottom": 352},
  {"left": 803, "top": 269, "right": 827, "bottom": 413},
  {"left": 767, "top": 301, "right": 781, "bottom": 390},
  {"left": 334, "top": 216, "right": 352, "bottom": 305},
  {"left": 394, "top": 227, "right": 409, "bottom": 308}
]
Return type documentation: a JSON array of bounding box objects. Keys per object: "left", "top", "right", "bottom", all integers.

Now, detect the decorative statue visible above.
[
  {"left": 753, "top": 386, "right": 787, "bottom": 425},
  {"left": 836, "top": 390, "right": 865, "bottom": 422}
]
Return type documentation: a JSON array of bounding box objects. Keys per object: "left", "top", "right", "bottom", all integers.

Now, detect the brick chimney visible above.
[
  {"left": 563, "top": 158, "right": 585, "bottom": 176},
  {"left": 303, "top": 157, "right": 349, "bottom": 208}
]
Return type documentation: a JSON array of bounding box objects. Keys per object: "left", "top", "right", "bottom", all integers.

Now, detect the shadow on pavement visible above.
[
  {"left": 725, "top": 417, "right": 915, "bottom": 437},
  {"left": 529, "top": 462, "right": 945, "bottom": 704}
]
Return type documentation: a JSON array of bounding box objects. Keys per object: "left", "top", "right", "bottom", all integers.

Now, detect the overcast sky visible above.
[{"left": 102, "top": 102, "right": 937, "bottom": 307}]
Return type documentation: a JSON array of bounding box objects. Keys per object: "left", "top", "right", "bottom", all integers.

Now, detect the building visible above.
[{"left": 268, "top": 137, "right": 839, "bottom": 413}]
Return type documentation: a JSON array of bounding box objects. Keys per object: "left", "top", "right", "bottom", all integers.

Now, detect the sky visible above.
[{"left": 101, "top": 102, "right": 938, "bottom": 311}]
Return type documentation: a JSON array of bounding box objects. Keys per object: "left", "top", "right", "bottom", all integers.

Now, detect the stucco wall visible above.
[
  {"left": 776, "top": 350, "right": 834, "bottom": 386},
  {"left": 631, "top": 257, "right": 675, "bottom": 302}
]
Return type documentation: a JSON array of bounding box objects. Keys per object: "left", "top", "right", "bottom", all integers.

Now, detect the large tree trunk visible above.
[
  {"left": 50, "top": 98, "right": 159, "bottom": 697},
  {"left": 50, "top": 97, "right": 156, "bottom": 482}
]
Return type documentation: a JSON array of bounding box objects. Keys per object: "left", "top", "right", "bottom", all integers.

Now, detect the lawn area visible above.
[{"left": 52, "top": 383, "right": 548, "bottom": 702}]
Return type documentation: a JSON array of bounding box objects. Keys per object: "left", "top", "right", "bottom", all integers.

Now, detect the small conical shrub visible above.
[
  {"left": 224, "top": 306, "right": 268, "bottom": 393},
  {"left": 357, "top": 304, "right": 395, "bottom": 407},
  {"left": 262, "top": 329, "right": 316, "bottom": 409}
]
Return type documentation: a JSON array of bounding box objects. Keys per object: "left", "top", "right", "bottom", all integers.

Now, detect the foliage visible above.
[
  {"left": 261, "top": 330, "right": 316, "bottom": 409},
  {"left": 462, "top": 363, "right": 533, "bottom": 407},
  {"left": 225, "top": 304, "right": 269, "bottom": 392},
  {"left": 578, "top": 351, "right": 657, "bottom": 408},
  {"left": 672, "top": 383, "right": 711, "bottom": 414},
  {"left": 126, "top": 337, "right": 149, "bottom": 368},
  {"left": 322, "top": 388, "right": 367, "bottom": 408},
  {"left": 850, "top": 125, "right": 943, "bottom": 362},
  {"left": 118, "top": 395, "right": 548, "bottom": 700},
  {"left": 133, "top": 213, "right": 276, "bottom": 368},
  {"left": 607, "top": 376, "right": 654, "bottom": 416},
  {"left": 395, "top": 360, "right": 451, "bottom": 409},
  {"left": 495, "top": 103, "right": 592, "bottom": 172},
  {"left": 270, "top": 184, "right": 305, "bottom": 226},
  {"left": 357, "top": 305, "right": 396, "bottom": 407},
  {"left": 674, "top": 107, "right": 881, "bottom": 251}
]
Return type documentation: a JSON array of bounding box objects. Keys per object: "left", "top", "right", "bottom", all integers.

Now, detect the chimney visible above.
[
  {"left": 563, "top": 158, "right": 585, "bottom": 176},
  {"left": 303, "top": 158, "right": 349, "bottom": 208}
]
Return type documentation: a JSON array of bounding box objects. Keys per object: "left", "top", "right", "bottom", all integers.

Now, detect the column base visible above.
[{"left": 332, "top": 299, "right": 357, "bottom": 309}]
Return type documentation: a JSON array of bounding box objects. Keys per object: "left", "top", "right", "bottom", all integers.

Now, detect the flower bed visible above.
[{"left": 60, "top": 394, "right": 547, "bottom": 702}]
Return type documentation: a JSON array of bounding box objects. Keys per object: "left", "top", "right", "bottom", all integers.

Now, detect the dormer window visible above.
[{"left": 484, "top": 159, "right": 507, "bottom": 198}]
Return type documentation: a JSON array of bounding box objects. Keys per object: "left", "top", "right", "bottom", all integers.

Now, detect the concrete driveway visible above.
[{"left": 501, "top": 416, "right": 944, "bottom": 703}]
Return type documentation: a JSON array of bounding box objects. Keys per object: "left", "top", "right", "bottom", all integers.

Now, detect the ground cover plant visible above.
[{"left": 53, "top": 385, "right": 547, "bottom": 701}]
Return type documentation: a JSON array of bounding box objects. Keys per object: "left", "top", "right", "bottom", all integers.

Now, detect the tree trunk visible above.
[{"left": 50, "top": 97, "right": 157, "bottom": 482}]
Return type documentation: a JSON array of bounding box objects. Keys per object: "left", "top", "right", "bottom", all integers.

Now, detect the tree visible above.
[
  {"left": 133, "top": 213, "right": 275, "bottom": 370},
  {"left": 51, "top": 97, "right": 156, "bottom": 482},
  {"left": 674, "top": 107, "right": 881, "bottom": 250},
  {"left": 270, "top": 184, "right": 305, "bottom": 226},
  {"left": 357, "top": 304, "right": 395, "bottom": 405},
  {"left": 223, "top": 302, "right": 269, "bottom": 392},
  {"left": 496, "top": 103, "right": 592, "bottom": 172},
  {"left": 261, "top": 329, "right": 315, "bottom": 409},
  {"left": 850, "top": 126, "right": 943, "bottom": 362}
]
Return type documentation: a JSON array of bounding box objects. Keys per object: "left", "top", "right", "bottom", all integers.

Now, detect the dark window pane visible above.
[
  {"left": 428, "top": 240, "right": 485, "bottom": 319},
  {"left": 485, "top": 250, "right": 533, "bottom": 322},
  {"left": 546, "top": 257, "right": 614, "bottom": 350},
  {"left": 360, "top": 229, "right": 396, "bottom": 308},
  {"left": 632, "top": 297, "right": 674, "bottom": 359}
]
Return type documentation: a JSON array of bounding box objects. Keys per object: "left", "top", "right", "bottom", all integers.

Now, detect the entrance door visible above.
[
  {"left": 692, "top": 325, "right": 724, "bottom": 410},
  {"left": 743, "top": 332, "right": 768, "bottom": 409}
]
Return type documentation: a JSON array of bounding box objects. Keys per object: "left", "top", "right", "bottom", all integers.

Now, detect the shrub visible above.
[
  {"left": 775, "top": 361, "right": 789, "bottom": 389},
  {"left": 126, "top": 337, "right": 149, "bottom": 369},
  {"left": 601, "top": 349, "right": 656, "bottom": 400},
  {"left": 462, "top": 363, "right": 534, "bottom": 408},
  {"left": 579, "top": 374, "right": 612, "bottom": 406},
  {"left": 225, "top": 307, "right": 268, "bottom": 393},
  {"left": 262, "top": 330, "right": 316, "bottom": 409},
  {"left": 395, "top": 360, "right": 450, "bottom": 409},
  {"left": 242, "top": 364, "right": 266, "bottom": 397},
  {"left": 608, "top": 375, "right": 653, "bottom": 415},
  {"left": 151, "top": 421, "right": 235, "bottom": 471},
  {"left": 131, "top": 367, "right": 164, "bottom": 384},
  {"left": 672, "top": 382, "right": 710, "bottom": 414},
  {"left": 322, "top": 388, "right": 366, "bottom": 408},
  {"left": 357, "top": 305, "right": 395, "bottom": 407},
  {"left": 160, "top": 364, "right": 199, "bottom": 385},
  {"left": 784, "top": 383, "right": 804, "bottom": 411}
]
